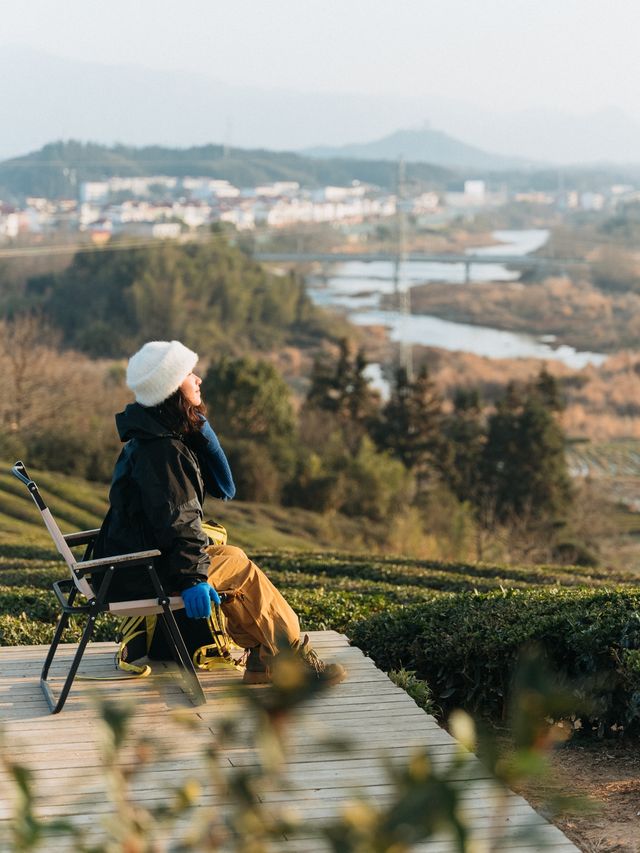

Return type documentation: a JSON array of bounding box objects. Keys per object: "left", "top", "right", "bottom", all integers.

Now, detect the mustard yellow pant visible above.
[{"left": 205, "top": 544, "right": 300, "bottom": 658}]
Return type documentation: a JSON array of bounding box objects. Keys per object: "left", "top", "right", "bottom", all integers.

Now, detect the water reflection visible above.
[{"left": 351, "top": 309, "right": 606, "bottom": 370}]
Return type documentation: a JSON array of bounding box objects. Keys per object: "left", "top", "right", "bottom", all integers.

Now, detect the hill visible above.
[
  {"left": 305, "top": 123, "right": 534, "bottom": 171},
  {"left": 1, "top": 461, "right": 634, "bottom": 645},
  {"left": 0, "top": 462, "right": 390, "bottom": 557},
  {"left": 0, "top": 140, "right": 454, "bottom": 201},
  {"left": 3, "top": 47, "right": 640, "bottom": 166}
]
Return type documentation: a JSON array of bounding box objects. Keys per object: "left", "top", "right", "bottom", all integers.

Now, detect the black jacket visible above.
[{"left": 93, "top": 403, "right": 211, "bottom": 600}]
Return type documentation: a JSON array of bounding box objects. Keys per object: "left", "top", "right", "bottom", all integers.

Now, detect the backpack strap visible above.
[
  {"left": 192, "top": 604, "right": 243, "bottom": 671},
  {"left": 112, "top": 615, "right": 153, "bottom": 677}
]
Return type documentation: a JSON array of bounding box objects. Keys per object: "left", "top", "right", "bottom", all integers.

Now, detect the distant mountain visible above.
[
  {"left": 304, "top": 124, "right": 537, "bottom": 171},
  {"left": 0, "top": 140, "right": 455, "bottom": 201},
  {"left": 0, "top": 45, "right": 460, "bottom": 162},
  {"left": 442, "top": 105, "right": 640, "bottom": 167},
  {"left": 2, "top": 46, "right": 640, "bottom": 167}
]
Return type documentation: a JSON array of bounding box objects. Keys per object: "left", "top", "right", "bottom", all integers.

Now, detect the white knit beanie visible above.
[{"left": 126, "top": 340, "right": 198, "bottom": 407}]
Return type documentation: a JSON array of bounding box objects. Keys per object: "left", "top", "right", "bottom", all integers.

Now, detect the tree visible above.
[
  {"left": 201, "top": 356, "right": 298, "bottom": 496},
  {"left": 341, "top": 436, "right": 415, "bottom": 522},
  {"left": 26, "top": 237, "right": 323, "bottom": 358},
  {"left": 592, "top": 245, "right": 640, "bottom": 294},
  {"left": 535, "top": 367, "right": 563, "bottom": 412},
  {"left": 0, "top": 315, "right": 129, "bottom": 480},
  {"left": 482, "top": 380, "right": 572, "bottom": 526},
  {"left": 306, "top": 339, "right": 379, "bottom": 453},
  {"left": 202, "top": 356, "right": 296, "bottom": 445},
  {"left": 438, "top": 388, "right": 486, "bottom": 504},
  {"left": 375, "top": 365, "right": 445, "bottom": 492}
]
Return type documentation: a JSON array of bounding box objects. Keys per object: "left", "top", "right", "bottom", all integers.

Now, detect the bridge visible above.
[
  {"left": 254, "top": 250, "right": 587, "bottom": 267},
  {"left": 253, "top": 251, "right": 587, "bottom": 283}
]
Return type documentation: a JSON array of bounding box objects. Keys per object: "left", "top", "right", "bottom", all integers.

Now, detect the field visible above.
[
  {"left": 2, "top": 462, "right": 639, "bottom": 852},
  {"left": 1, "top": 459, "right": 635, "bottom": 645}
]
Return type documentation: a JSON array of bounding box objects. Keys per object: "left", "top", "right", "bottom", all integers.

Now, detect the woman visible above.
[{"left": 94, "top": 339, "right": 346, "bottom": 685}]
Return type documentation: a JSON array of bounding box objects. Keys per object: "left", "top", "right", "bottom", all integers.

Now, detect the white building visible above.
[
  {"left": 107, "top": 176, "right": 177, "bottom": 196},
  {"left": 80, "top": 182, "right": 110, "bottom": 204},
  {"left": 172, "top": 201, "right": 212, "bottom": 229},
  {"left": 79, "top": 202, "right": 102, "bottom": 228},
  {"left": 463, "top": 180, "right": 486, "bottom": 200},
  {"left": 255, "top": 182, "right": 300, "bottom": 198},
  {"left": 0, "top": 207, "right": 20, "bottom": 238},
  {"left": 580, "top": 192, "right": 605, "bottom": 211},
  {"left": 182, "top": 178, "right": 240, "bottom": 200},
  {"left": 219, "top": 203, "right": 255, "bottom": 230}
]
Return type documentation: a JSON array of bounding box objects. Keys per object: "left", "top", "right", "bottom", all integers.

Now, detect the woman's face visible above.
[{"left": 180, "top": 372, "right": 202, "bottom": 406}]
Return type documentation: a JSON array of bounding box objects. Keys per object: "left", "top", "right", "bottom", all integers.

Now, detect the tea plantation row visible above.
[
  {"left": 2, "top": 462, "right": 640, "bottom": 736},
  {"left": 2, "top": 546, "right": 640, "bottom": 735}
]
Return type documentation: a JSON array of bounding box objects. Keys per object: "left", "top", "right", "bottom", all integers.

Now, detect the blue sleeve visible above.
[{"left": 195, "top": 418, "right": 236, "bottom": 501}]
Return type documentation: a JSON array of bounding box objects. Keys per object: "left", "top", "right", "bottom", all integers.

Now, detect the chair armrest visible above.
[
  {"left": 73, "top": 549, "right": 162, "bottom": 576},
  {"left": 63, "top": 528, "right": 101, "bottom": 546}
]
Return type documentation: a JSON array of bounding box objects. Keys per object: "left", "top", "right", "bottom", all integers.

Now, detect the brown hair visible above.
[{"left": 149, "top": 388, "right": 207, "bottom": 436}]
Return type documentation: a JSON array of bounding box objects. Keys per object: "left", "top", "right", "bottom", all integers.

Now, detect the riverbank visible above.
[
  {"left": 404, "top": 275, "right": 640, "bottom": 353},
  {"left": 309, "top": 229, "right": 607, "bottom": 369},
  {"left": 408, "top": 345, "right": 640, "bottom": 442}
]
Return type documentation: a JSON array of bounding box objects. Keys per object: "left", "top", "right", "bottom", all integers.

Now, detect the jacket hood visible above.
[{"left": 115, "top": 402, "right": 176, "bottom": 442}]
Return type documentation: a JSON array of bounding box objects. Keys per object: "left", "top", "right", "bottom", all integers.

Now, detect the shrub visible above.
[
  {"left": 0, "top": 612, "right": 114, "bottom": 645},
  {"left": 388, "top": 668, "right": 438, "bottom": 715},
  {"left": 225, "top": 439, "right": 282, "bottom": 503},
  {"left": 350, "top": 587, "right": 640, "bottom": 735}
]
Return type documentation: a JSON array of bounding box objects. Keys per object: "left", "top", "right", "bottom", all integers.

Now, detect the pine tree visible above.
[
  {"left": 535, "top": 367, "right": 564, "bottom": 412},
  {"left": 482, "top": 380, "right": 572, "bottom": 525},
  {"left": 376, "top": 364, "right": 445, "bottom": 492},
  {"left": 439, "top": 388, "right": 486, "bottom": 504},
  {"left": 305, "top": 339, "right": 379, "bottom": 452}
]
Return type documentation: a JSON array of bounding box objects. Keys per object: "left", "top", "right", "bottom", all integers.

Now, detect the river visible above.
[{"left": 306, "top": 229, "right": 606, "bottom": 371}]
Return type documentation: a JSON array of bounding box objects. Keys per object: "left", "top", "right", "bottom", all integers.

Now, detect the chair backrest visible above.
[{"left": 11, "top": 461, "right": 95, "bottom": 599}]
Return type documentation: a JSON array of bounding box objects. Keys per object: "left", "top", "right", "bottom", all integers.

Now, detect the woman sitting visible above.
[{"left": 93, "top": 339, "right": 346, "bottom": 685}]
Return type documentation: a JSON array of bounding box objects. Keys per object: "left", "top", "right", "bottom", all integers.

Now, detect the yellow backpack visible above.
[{"left": 116, "top": 519, "right": 239, "bottom": 676}]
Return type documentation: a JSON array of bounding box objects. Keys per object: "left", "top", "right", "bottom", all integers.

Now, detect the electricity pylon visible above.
[{"left": 392, "top": 157, "right": 413, "bottom": 380}]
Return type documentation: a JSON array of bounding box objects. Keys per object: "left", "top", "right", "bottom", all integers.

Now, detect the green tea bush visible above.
[
  {"left": 283, "top": 588, "right": 394, "bottom": 632},
  {"left": 0, "top": 613, "right": 115, "bottom": 645},
  {"left": 255, "top": 551, "right": 631, "bottom": 593},
  {"left": 0, "top": 565, "right": 63, "bottom": 589},
  {"left": 350, "top": 587, "right": 640, "bottom": 735},
  {"left": 0, "top": 586, "right": 60, "bottom": 620}
]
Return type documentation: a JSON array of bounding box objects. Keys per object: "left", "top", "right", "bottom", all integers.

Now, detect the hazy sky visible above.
[{"left": 4, "top": 0, "right": 640, "bottom": 119}]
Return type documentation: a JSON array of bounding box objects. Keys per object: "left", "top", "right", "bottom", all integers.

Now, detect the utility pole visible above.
[
  {"left": 222, "top": 117, "right": 233, "bottom": 160},
  {"left": 393, "top": 157, "right": 413, "bottom": 379}
]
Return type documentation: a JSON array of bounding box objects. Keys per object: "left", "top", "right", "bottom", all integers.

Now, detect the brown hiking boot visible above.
[
  {"left": 242, "top": 638, "right": 347, "bottom": 686},
  {"left": 293, "top": 635, "right": 347, "bottom": 686},
  {"left": 242, "top": 646, "right": 270, "bottom": 684}
]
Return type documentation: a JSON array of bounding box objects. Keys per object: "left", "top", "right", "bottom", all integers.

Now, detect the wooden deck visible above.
[{"left": 0, "top": 631, "right": 580, "bottom": 852}]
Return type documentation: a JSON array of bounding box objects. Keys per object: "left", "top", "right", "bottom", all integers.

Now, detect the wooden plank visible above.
[{"left": 0, "top": 636, "right": 580, "bottom": 853}]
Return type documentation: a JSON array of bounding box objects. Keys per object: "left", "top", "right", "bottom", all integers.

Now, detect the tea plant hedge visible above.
[{"left": 350, "top": 587, "right": 640, "bottom": 735}]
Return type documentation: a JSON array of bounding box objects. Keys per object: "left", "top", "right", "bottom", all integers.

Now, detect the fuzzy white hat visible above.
[{"left": 126, "top": 340, "right": 198, "bottom": 407}]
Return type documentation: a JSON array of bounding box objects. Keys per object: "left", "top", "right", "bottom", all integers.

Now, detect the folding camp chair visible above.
[{"left": 11, "top": 461, "right": 207, "bottom": 714}]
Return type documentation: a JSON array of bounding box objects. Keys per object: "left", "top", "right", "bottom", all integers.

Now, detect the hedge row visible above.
[
  {"left": 0, "top": 613, "right": 115, "bottom": 646},
  {"left": 350, "top": 587, "right": 640, "bottom": 735},
  {"left": 255, "top": 552, "right": 634, "bottom": 593}
]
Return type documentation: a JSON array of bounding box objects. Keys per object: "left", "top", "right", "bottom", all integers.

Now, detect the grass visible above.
[{"left": 0, "top": 459, "right": 385, "bottom": 555}]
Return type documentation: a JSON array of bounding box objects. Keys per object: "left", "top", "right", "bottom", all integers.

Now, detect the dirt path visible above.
[{"left": 513, "top": 739, "right": 640, "bottom": 852}]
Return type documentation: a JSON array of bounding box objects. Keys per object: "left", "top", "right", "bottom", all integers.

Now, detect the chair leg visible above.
[
  {"left": 41, "top": 610, "right": 98, "bottom": 714},
  {"left": 157, "top": 607, "right": 206, "bottom": 706}
]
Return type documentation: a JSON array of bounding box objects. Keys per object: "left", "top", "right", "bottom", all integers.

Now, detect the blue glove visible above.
[{"left": 182, "top": 583, "right": 221, "bottom": 619}]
